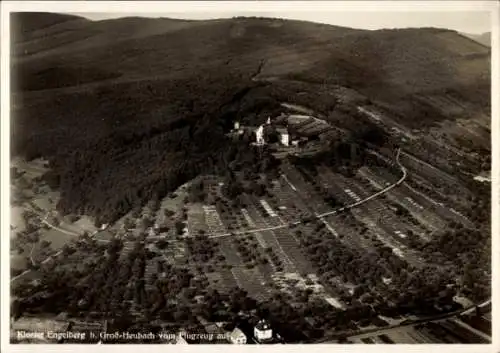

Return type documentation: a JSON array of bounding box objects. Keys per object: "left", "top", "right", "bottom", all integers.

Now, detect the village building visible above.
[
  {"left": 176, "top": 332, "right": 189, "bottom": 344},
  {"left": 276, "top": 127, "right": 289, "bottom": 146},
  {"left": 254, "top": 319, "right": 273, "bottom": 342},
  {"left": 255, "top": 125, "right": 265, "bottom": 145},
  {"left": 229, "top": 327, "right": 247, "bottom": 344}
]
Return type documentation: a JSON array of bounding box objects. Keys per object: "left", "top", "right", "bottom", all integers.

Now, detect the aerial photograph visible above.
[{"left": 6, "top": 3, "right": 493, "bottom": 346}]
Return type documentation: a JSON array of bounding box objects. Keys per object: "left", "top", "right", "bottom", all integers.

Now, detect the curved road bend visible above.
[
  {"left": 210, "top": 148, "right": 406, "bottom": 238},
  {"left": 24, "top": 206, "right": 81, "bottom": 237},
  {"left": 11, "top": 208, "right": 109, "bottom": 283},
  {"left": 316, "top": 148, "right": 406, "bottom": 218}
]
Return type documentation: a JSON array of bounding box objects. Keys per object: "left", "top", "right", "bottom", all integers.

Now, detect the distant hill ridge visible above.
[
  {"left": 11, "top": 12, "right": 88, "bottom": 33},
  {"left": 12, "top": 14, "right": 489, "bottom": 93}
]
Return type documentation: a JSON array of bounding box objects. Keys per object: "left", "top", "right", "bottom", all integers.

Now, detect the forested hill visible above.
[{"left": 11, "top": 13, "right": 491, "bottom": 224}]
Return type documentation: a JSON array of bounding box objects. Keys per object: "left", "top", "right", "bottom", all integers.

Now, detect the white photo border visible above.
[{"left": 1, "top": 1, "right": 498, "bottom": 353}]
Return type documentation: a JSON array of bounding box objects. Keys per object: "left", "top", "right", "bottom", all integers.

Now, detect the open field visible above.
[
  {"left": 11, "top": 158, "right": 50, "bottom": 180},
  {"left": 11, "top": 206, "right": 26, "bottom": 235},
  {"left": 72, "top": 216, "right": 99, "bottom": 233},
  {"left": 155, "top": 183, "right": 189, "bottom": 223},
  {"left": 217, "top": 237, "right": 243, "bottom": 266},
  {"left": 232, "top": 267, "right": 271, "bottom": 301},
  {"left": 39, "top": 228, "right": 75, "bottom": 250},
  {"left": 93, "top": 230, "right": 114, "bottom": 242},
  {"left": 11, "top": 254, "right": 29, "bottom": 271},
  {"left": 187, "top": 203, "right": 207, "bottom": 235}
]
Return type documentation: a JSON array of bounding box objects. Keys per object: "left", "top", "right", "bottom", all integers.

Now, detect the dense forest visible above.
[
  {"left": 13, "top": 68, "right": 389, "bottom": 225},
  {"left": 13, "top": 68, "right": 280, "bottom": 224}
]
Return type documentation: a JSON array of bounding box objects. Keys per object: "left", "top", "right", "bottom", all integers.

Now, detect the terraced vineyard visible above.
[
  {"left": 272, "top": 227, "right": 314, "bottom": 275},
  {"left": 203, "top": 205, "right": 227, "bottom": 234},
  {"left": 359, "top": 166, "right": 447, "bottom": 233},
  {"left": 186, "top": 203, "right": 207, "bottom": 235},
  {"left": 217, "top": 237, "right": 242, "bottom": 266}
]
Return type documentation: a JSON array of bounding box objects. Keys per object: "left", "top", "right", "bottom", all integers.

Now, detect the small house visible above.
[
  {"left": 176, "top": 332, "right": 188, "bottom": 344},
  {"left": 255, "top": 125, "right": 265, "bottom": 145},
  {"left": 276, "top": 128, "right": 289, "bottom": 146},
  {"left": 229, "top": 327, "right": 247, "bottom": 344}
]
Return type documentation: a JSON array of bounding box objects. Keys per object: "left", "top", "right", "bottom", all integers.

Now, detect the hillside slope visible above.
[
  {"left": 10, "top": 12, "right": 87, "bottom": 35},
  {"left": 461, "top": 32, "right": 491, "bottom": 47},
  {"left": 13, "top": 17, "right": 490, "bottom": 94},
  {"left": 10, "top": 13, "right": 491, "bottom": 223}
]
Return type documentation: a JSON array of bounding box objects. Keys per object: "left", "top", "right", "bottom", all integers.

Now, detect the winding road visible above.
[
  {"left": 209, "top": 147, "right": 406, "bottom": 238},
  {"left": 316, "top": 148, "right": 407, "bottom": 218},
  {"left": 24, "top": 206, "right": 81, "bottom": 237},
  {"left": 11, "top": 207, "right": 107, "bottom": 283}
]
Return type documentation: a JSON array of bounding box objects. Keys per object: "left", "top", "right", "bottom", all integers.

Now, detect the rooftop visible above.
[
  {"left": 255, "top": 320, "right": 271, "bottom": 331},
  {"left": 230, "top": 327, "right": 247, "bottom": 339}
]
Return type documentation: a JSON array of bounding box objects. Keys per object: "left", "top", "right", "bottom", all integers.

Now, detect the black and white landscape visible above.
[{"left": 8, "top": 10, "right": 492, "bottom": 345}]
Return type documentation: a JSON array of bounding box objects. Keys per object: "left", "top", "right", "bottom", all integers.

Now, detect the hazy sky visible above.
[{"left": 75, "top": 10, "right": 491, "bottom": 34}]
